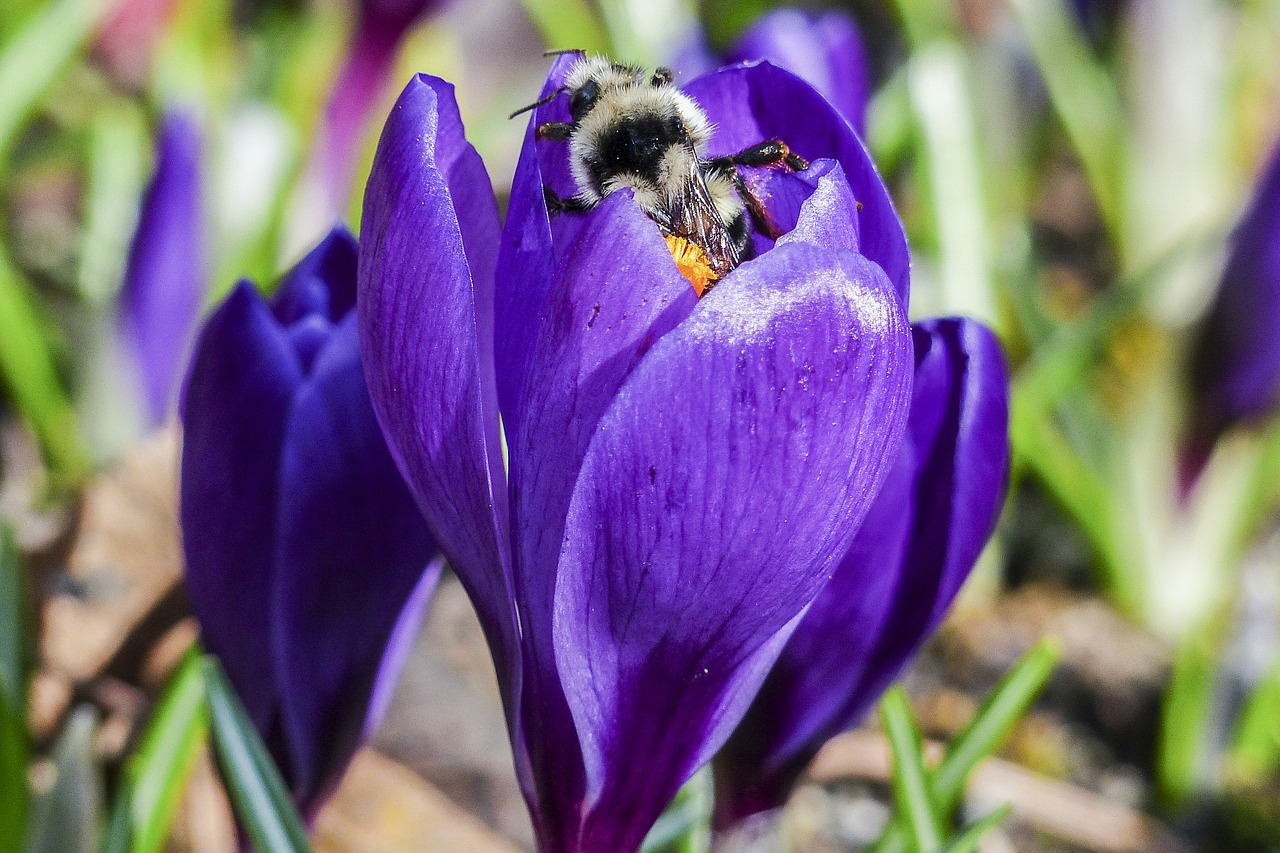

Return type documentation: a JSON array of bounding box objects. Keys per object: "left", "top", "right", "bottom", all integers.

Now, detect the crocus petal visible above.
[
  {"left": 273, "top": 228, "right": 359, "bottom": 326},
  {"left": 509, "top": 192, "right": 698, "bottom": 843},
  {"left": 495, "top": 53, "right": 585, "bottom": 436},
  {"left": 272, "top": 316, "right": 441, "bottom": 810},
  {"left": 715, "top": 317, "right": 1011, "bottom": 821},
  {"left": 684, "top": 62, "right": 909, "bottom": 309},
  {"left": 121, "top": 110, "right": 206, "bottom": 428},
  {"left": 554, "top": 241, "right": 914, "bottom": 852},
  {"left": 726, "top": 9, "right": 871, "bottom": 135},
  {"left": 181, "top": 282, "right": 303, "bottom": 739},
  {"left": 1191, "top": 143, "right": 1280, "bottom": 438},
  {"left": 775, "top": 160, "right": 862, "bottom": 255},
  {"left": 357, "top": 74, "right": 523, "bottom": 744}
]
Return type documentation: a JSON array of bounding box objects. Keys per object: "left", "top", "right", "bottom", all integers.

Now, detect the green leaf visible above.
[
  {"left": 1006, "top": 0, "right": 1127, "bottom": 242},
  {"left": 905, "top": 42, "right": 1000, "bottom": 331},
  {"left": 122, "top": 650, "right": 208, "bottom": 853},
  {"left": 639, "top": 767, "right": 712, "bottom": 853},
  {"left": 941, "top": 804, "right": 1013, "bottom": 853},
  {"left": 1010, "top": 396, "right": 1138, "bottom": 614},
  {"left": 77, "top": 103, "right": 151, "bottom": 305},
  {"left": 892, "top": 0, "right": 959, "bottom": 48},
  {"left": 0, "top": 0, "right": 106, "bottom": 172},
  {"left": 203, "top": 657, "right": 312, "bottom": 853},
  {"left": 871, "top": 640, "right": 1059, "bottom": 853},
  {"left": 24, "top": 707, "right": 101, "bottom": 853},
  {"left": 881, "top": 688, "right": 944, "bottom": 853},
  {"left": 1157, "top": 622, "right": 1220, "bottom": 807},
  {"left": 96, "top": 792, "right": 130, "bottom": 853},
  {"left": 932, "top": 640, "right": 1060, "bottom": 804},
  {"left": 0, "top": 527, "right": 28, "bottom": 853},
  {"left": 1230, "top": 657, "right": 1280, "bottom": 781},
  {"left": 518, "top": 0, "right": 609, "bottom": 55}
]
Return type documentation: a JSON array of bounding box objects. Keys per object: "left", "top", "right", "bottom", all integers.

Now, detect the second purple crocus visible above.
[
  {"left": 120, "top": 110, "right": 207, "bottom": 429},
  {"left": 1191, "top": 141, "right": 1280, "bottom": 442},
  {"left": 181, "top": 228, "right": 440, "bottom": 816},
  {"left": 359, "top": 57, "right": 918, "bottom": 853},
  {"left": 713, "top": 317, "right": 1011, "bottom": 824},
  {"left": 677, "top": 8, "right": 871, "bottom": 134}
]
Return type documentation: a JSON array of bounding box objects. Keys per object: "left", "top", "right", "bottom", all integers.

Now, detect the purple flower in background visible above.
[
  {"left": 303, "top": 0, "right": 453, "bottom": 223},
  {"left": 180, "top": 228, "right": 440, "bottom": 816},
  {"left": 359, "top": 58, "right": 915, "bottom": 853},
  {"left": 677, "top": 9, "right": 871, "bottom": 135},
  {"left": 714, "top": 317, "right": 1011, "bottom": 824},
  {"left": 120, "top": 110, "right": 206, "bottom": 429},
  {"left": 1191, "top": 143, "right": 1280, "bottom": 442}
]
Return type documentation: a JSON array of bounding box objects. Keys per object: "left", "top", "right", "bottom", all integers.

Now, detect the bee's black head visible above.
[{"left": 591, "top": 112, "right": 689, "bottom": 180}]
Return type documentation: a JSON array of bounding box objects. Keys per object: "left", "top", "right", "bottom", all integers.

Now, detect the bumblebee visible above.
[{"left": 513, "top": 53, "right": 810, "bottom": 295}]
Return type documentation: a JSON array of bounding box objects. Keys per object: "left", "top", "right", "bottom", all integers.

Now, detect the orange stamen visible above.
[{"left": 664, "top": 234, "right": 719, "bottom": 297}]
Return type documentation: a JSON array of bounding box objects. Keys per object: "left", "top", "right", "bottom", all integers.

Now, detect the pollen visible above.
[{"left": 664, "top": 234, "right": 719, "bottom": 297}]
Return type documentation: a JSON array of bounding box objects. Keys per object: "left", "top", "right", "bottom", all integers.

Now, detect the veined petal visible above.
[
  {"left": 272, "top": 316, "right": 441, "bottom": 811},
  {"left": 684, "top": 62, "right": 909, "bottom": 308},
  {"left": 181, "top": 282, "right": 302, "bottom": 739},
  {"left": 357, "top": 74, "right": 520, "bottom": 722},
  {"left": 496, "top": 53, "right": 585, "bottom": 436},
  {"left": 553, "top": 241, "right": 913, "bottom": 853},
  {"left": 272, "top": 228, "right": 358, "bottom": 326},
  {"left": 120, "top": 109, "right": 206, "bottom": 428},
  {"left": 715, "top": 317, "right": 1010, "bottom": 821},
  {"left": 510, "top": 193, "right": 697, "bottom": 844},
  {"left": 774, "top": 160, "right": 861, "bottom": 255}
]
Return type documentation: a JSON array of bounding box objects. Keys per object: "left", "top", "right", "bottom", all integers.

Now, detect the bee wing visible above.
[{"left": 662, "top": 165, "right": 741, "bottom": 278}]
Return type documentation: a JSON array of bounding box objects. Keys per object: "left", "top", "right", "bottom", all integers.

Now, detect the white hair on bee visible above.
[
  {"left": 562, "top": 55, "right": 644, "bottom": 97},
  {"left": 565, "top": 63, "right": 714, "bottom": 207},
  {"left": 531, "top": 51, "right": 810, "bottom": 294}
]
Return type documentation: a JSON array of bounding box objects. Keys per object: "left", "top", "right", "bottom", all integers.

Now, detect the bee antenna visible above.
[
  {"left": 509, "top": 86, "right": 567, "bottom": 120},
  {"left": 544, "top": 48, "right": 587, "bottom": 57}
]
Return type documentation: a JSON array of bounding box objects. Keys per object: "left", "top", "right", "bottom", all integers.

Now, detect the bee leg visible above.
[
  {"left": 543, "top": 186, "right": 591, "bottom": 216},
  {"left": 651, "top": 66, "right": 674, "bottom": 86},
  {"left": 536, "top": 122, "right": 575, "bottom": 141},
  {"left": 716, "top": 139, "right": 810, "bottom": 172}
]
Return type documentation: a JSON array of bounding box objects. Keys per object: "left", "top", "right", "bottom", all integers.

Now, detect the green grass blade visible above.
[
  {"left": 125, "top": 650, "right": 209, "bottom": 853},
  {"left": 0, "top": 0, "right": 105, "bottom": 169},
  {"left": 78, "top": 102, "right": 150, "bottom": 305},
  {"left": 0, "top": 527, "right": 27, "bottom": 853},
  {"left": 941, "top": 804, "right": 1013, "bottom": 853},
  {"left": 881, "top": 687, "right": 944, "bottom": 853},
  {"left": 906, "top": 42, "right": 1000, "bottom": 330},
  {"left": 203, "top": 657, "right": 312, "bottom": 853},
  {"left": 871, "top": 640, "right": 1059, "bottom": 853},
  {"left": 518, "top": 0, "right": 609, "bottom": 54},
  {"left": 1010, "top": 396, "right": 1138, "bottom": 613},
  {"left": 932, "top": 640, "right": 1060, "bottom": 803},
  {"left": 0, "top": 246, "right": 89, "bottom": 486},
  {"left": 24, "top": 707, "right": 101, "bottom": 853},
  {"left": 1230, "top": 657, "right": 1280, "bottom": 781},
  {"left": 639, "top": 767, "right": 712, "bottom": 853},
  {"left": 1157, "top": 623, "right": 1219, "bottom": 807},
  {"left": 1006, "top": 0, "right": 1127, "bottom": 241},
  {"left": 97, "top": 792, "right": 130, "bottom": 853}
]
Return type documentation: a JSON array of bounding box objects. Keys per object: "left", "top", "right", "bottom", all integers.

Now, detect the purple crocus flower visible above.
[
  {"left": 358, "top": 58, "right": 916, "bottom": 853},
  {"left": 303, "top": 0, "right": 453, "bottom": 224},
  {"left": 1191, "top": 143, "right": 1280, "bottom": 442},
  {"left": 713, "top": 317, "right": 1011, "bottom": 824},
  {"left": 677, "top": 9, "right": 871, "bottom": 135},
  {"left": 120, "top": 110, "right": 206, "bottom": 429},
  {"left": 180, "top": 228, "right": 441, "bottom": 816}
]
